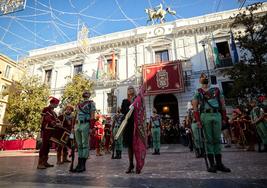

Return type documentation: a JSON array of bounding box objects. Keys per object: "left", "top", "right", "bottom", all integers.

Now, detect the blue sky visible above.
[{"left": 0, "top": 0, "right": 264, "bottom": 61}]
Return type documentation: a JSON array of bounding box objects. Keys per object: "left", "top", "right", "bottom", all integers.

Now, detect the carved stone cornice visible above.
[
  {"left": 26, "top": 36, "right": 146, "bottom": 64},
  {"left": 173, "top": 19, "right": 232, "bottom": 37}
]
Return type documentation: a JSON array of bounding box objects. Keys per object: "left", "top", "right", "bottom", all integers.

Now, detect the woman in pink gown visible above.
[{"left": 121, "top": 85, "right": 146, "bottom": 174}]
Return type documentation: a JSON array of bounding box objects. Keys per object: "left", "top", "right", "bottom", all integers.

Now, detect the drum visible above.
[{"left": 50, "top": 126, "right": 72, "bottom": 148}]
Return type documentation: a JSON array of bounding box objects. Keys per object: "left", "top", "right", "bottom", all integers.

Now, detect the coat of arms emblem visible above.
[{"left": 156, "top": 69, "right": 169, "bottom": 89}]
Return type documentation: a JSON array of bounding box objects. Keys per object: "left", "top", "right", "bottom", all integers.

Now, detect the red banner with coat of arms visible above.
[{"left": 143, "top": 61, "right": 184, "bottom": 95}]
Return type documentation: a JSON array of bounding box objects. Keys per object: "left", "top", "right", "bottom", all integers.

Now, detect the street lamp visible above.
[{"left": 200, "top": 40, "right": 210, "bottom": 79}]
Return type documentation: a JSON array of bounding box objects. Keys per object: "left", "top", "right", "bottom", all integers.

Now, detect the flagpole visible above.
[{"left": 200, "top": 40, "right": 210, "bottom": 79}]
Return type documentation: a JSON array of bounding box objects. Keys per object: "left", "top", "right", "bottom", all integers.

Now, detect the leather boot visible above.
[
  {"left": 73, "top": 158, "right": 82, "bottom": 173},
  {"left": 263, "top": 145, "right": 267, "bottom": 152},
  {"left": 37, "top": 156, "right": 46, "bottom": 169},
  {"left": 126, "top": 148, "right": 134, "bottom": 174},
  {"left": 79, "top": 158, "right": 87, "bottom": 172},
  {"left": 114, "top": 150, "right": 119, "bottom": 159},
  {"left": 126, "top": 163, "right": 134, "bottom": 174},
  {"left": 200, "top": 148, "right": 205, "bottom": 157},
  {"left": 152, "top": 149, "right": 157, "bottom": 155},
  {"left": 215, "top": 154, "right": 231, "bottom": 172},
  {"left": 82, "top": 158, "right": 87, "bottom": 172},
  {"left": 195, "top": 148, "right": 201, "bottom": 158},
  {"left": 76, "top": 158, "right": 85, "bottom": 172},
  {"left": 44, "top": 156, "right": 54, "bottom": 167},
  {"left": 157, "top": 149, "right": 160, "bottom": 155},
  {"left": 117, "top": 151, "right": 122, "bottom": 159},
  {"left": 207, "top": 154, "right": 217, "bottom": 173},
  {"left": 111, "top": 153, "right": 115, "bottom": 159}
]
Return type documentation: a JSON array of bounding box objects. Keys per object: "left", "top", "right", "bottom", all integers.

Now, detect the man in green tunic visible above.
[
  {"left": 192, "top": 73, "right": 230, "bottom": 173},
  {"left": 73, "top": 90, "right": 96, "bottom": 172},
  {"left": 112, "top": 108, "right": 124, "bottom": 159},
  {"left": 250, "top": 99, "right": 267, "bottom": 152},
  {"left": 150, "top": 108, "right": 161, "bottom": 155}
]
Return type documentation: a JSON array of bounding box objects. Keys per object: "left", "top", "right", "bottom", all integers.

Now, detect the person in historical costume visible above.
[
  {"left": 250, "top": 99, "right": 267, "bottom": 152},
  {"left": 240, "top": 110, "right": 257, "bottom": 151},
  {"left": 37, "top": 97, "right": 60, "bottom": 169},
  {"left": 56, "top": 105, "right": 75, "bottom": 165},
  {"left": 73, "top": 90, "right": 96, "bottom": 172},
  {"left": 184, "top": 116, "right": 194, "bottom": 151},
  {"left": 121, "top": 86, "right": 137, "bottom": 173},
  {"left": 192, "top": 73, "right": 231, "bottom": 173},
  {"left": 221, "top": 116, "right": 232, "bottom": 148},
  {"left": 150, "top": 108, "right": 161, "bottom": 155},
  {"left": 104, "top": 117, "right": 112, "bottom": 154},
  {"left": 121, "top": 85, "right": 146, "bottom": 174},
  {"left": 111, "top": 108, "right": 124, "bottom": 159},
  {"left": 191, "top": 115, "right": 205, "bottom": 158},
  {"left": 230, "top": 108, "right": 242, "bottom": 146},
  {"left": 94, "top": 115, "right": 104, "bottom": 156}
]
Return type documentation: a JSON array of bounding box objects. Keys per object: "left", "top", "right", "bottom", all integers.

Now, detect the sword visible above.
[{"left": 114, "top": 106, "right": 134, "bottom": 140}]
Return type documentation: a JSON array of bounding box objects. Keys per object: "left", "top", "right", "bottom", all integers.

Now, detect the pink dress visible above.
[{"left": 132, "top": 86, "right": 147, "bottom": 173}]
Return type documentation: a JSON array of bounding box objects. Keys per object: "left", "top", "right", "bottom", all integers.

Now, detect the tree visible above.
[
  {"left": 226, "top": 2, "right": 267, "bottom": 101},
  {"left": 4, "top": 76, "right": 50, "bottom": 134},
  {"left": 61, "top": 74, "right": 95, "bottom": 108}
]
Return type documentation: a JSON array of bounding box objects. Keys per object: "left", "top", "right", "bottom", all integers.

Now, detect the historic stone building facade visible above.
[
  {"left": 0, "top": 54, "right": 25, "bottom": 134},
  {"left": 24, "top": 4, "right": 267, "bottom": 123}
]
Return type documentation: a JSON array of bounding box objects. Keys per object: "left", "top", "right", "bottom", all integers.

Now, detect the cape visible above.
[{"left": 132, "top": 86, "right": 147, "bottom": 172}]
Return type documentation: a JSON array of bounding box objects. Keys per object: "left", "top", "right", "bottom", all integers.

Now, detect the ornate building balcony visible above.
[{"left": 216, "top": 57, "right": 233, "bottom": 69}]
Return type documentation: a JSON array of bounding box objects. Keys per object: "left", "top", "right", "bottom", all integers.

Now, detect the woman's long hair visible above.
[{"left": 127, "top": 85, "right": 136, "bottom": 100}]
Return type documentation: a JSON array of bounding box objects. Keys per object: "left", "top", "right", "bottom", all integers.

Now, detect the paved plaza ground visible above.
[{"left": 0, "top": 144, "right": 266, "bottom": 188}]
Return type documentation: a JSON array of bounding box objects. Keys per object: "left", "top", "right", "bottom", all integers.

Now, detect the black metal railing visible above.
[{"left": 216, "top": 57, "right": 233, "bottom": 69}]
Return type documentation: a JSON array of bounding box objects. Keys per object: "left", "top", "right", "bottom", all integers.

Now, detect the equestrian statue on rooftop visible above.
[{"left": 145, "top": 3, "right": 176, "bottom": 25}]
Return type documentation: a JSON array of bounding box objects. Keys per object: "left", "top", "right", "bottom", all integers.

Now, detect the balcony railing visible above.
[{"left": 216, "top": 57, "right": 233, "bottom": 69}]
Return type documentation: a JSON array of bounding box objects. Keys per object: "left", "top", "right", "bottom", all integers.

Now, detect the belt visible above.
[
  {"left": 152, "top": 126, "right": 160, "bottom": 128},
  {"left": 77, "top": 119, "right": 89, "bottom": 124},
  {"left": 203, "top": 109, "right": 219, "bottom": 113}
]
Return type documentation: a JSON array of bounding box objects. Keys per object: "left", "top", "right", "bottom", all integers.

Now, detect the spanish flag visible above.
[
  {"left": 96, "top": 56, "right": 104, "bottom": 79},
  {"left": 110, "top": 51, "right": 116, "bottom": 79}
]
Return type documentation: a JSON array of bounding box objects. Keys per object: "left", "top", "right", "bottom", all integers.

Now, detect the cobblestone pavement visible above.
[{"left": 0, "top": 144, "right": 266, "bottom": 188}]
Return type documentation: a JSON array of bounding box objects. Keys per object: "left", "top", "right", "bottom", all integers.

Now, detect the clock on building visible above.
[{"left": 154, "top": 27, "right": 165, "bottom": 36}]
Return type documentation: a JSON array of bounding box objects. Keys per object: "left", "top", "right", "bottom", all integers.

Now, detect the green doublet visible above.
[
  {"left": 151, "top": 115, "right": 161, "bottom": 150},
  {"left": 193, "top": 87, "right": 223, "bottom": 155},
  {"left": 193, "top": 87, "right": 224, "bottom": 111},
  {"left": 250, "top": 106, "right": 267, "bottom": 145},
  {"left": 75, "top": 99, "right": 96, "bottom": 158}
]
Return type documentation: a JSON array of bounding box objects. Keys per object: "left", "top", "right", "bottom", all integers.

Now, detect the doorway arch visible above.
[
  {"left": 153, "top": 93, "right": 179, "bottom": 123},
  {"left": 153, "top": 93, "right": 179, "bottom": 144}
]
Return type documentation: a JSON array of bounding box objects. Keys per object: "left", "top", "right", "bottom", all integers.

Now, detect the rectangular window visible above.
[
  {"left": 74, "top": 64, "right": 83, "bottom": 75},
  {"left": 183, "top": 70, "right": 192, "bottom": 87},
  {"left": 216, "top": 41, "right": 233, "bottom": 68},
  {"left": 1, "top": 85, "right": 7, "bottom": 99},
  {"left": 155, "top": 50, "right": 169, "bottom": 63},
  {"left": 4, "top": 65, "right": 11, "bottom": 79},
  {"left": 44, "top": 69, "right": 52, "bottom": 86}
]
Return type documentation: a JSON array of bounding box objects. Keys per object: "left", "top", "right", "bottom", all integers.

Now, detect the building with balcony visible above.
[
  {"left": 24, "top": 4, "right": 267, "bottom": 124},
  {"left": 0, "top": 54, "right": 25, "bottom": 134}
]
